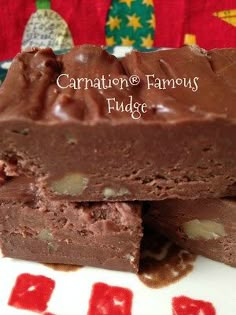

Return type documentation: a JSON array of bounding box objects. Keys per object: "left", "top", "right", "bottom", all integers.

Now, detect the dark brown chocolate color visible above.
[
  {"left": 144, "top": 199, "right": 236, "bottom": 267},
  {"left": 138, "top": 229, "right": 196, "bottom": 288},
  {"left": 0, "top": 45, "right": 235, "bottom": 201},
  {"left": 0, "top": 177, "right": 142, "bottom": 272}
]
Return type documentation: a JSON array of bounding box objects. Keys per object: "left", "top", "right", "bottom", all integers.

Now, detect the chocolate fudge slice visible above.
[
  {"left": 144, "top": 199, "right": 236, "bottom": 266},
  {"left": 0, "top": 45, "right": 235, "bottom": 201},
  {"left": 0, "top": 177, "right": 142, "bottom": 272}
]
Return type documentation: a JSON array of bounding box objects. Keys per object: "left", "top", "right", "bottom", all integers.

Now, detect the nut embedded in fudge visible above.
[
  {"left": 144, "top": 198, "right": 236, "bottom": 267},
  {"left": 0, "top": 176, "right": 143, "bottom": 272},
  {"left": 0, "top": 45, "right": 235, "bottom": 201}
]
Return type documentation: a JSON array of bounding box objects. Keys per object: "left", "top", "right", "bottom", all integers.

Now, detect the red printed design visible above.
[
  {"left": 88, "top": 282, "right": 133, "bottom": 315},
  {"left": 172, "top": 296, "right": 216, "bottom": 315},
  {"left": 8, "top": 273, "right": 55, "bottom": 313}
]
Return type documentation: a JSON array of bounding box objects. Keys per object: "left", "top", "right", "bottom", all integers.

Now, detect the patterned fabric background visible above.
[
  {"left": 0, "top": 0, "right": 235, "bottom": 60},
  {"left": 106, "top": 0, "right": 155, "bottom": 48}
]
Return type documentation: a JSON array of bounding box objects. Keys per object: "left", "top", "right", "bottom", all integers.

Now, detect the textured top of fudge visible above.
[
  {"left": 0, "top": 176, "right": 142, "bottom": 235},
  {"left": 0, "top": 45, "right": 235, "bottom": 123}
]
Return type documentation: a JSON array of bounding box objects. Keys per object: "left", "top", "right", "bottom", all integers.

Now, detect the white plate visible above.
[{"left": 0, "top": 253, "right": 235, "bottom": 315}]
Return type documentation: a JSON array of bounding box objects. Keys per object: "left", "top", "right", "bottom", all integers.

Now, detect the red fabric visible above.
[
  {"left": 0, "top": 0, "right": 235, "bottom": 60},
  {"left": 0, "top": 0, "right": 36, "bottom": 60},
  {"left": 153, "top": 0, "right": 186, "bottom": 48},
  {"left": 153, "top": 0, "right": 236, "bottom": 48},
  {"left": 51, "top": 0, "right": 111, "bottom": 46}
]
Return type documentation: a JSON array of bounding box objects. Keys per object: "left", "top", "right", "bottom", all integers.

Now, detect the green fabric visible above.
[
  {"left": 36, "top": 0, "right": 51, "bottom": 10},
  {"left": 106, "top": 0, "right": 155, "bottom": 48}
]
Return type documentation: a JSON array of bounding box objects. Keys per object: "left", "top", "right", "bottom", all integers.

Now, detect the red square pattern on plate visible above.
[
  {"left": 88, "top": 282, "right": 133, "bottom": 315},
  {"left": 172, "top": 296, "right": 216, "bottom": 315},
  {"left": 8, "top": 273, "right": 55, "bottom": 313}
]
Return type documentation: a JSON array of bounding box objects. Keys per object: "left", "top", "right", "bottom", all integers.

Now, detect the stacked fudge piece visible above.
[
  {"left": 0, "top": 176, "right": 142, "bottom": 272},
  {"left": 144, "top": 198, "right": 236, "bottom": 267},
  {"left": 0, "top": 45, "right": 235, "bottom": 271}
]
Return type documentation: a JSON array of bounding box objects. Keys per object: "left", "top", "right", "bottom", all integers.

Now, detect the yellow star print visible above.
[
  {"left": 147, "top": 13, "right": 155, "bottom": 28},
  {"left": 106, "top": 36, "right": 116, "bottom": 46},
  {"left": 141, "top": 34, "right": 154, "bottom": 48},
  {"left": 184, "top": 34, "right": 197, "bottom": 45},
  {"left": 127, "top": 14, "right": 142, "bottom": 31},
  {"left": 121, "top": 36, "right": 135, "bottom": 46},
  {"left": 142, "top": 0, "right": 154, "bottom": 6},
  {"left": 213, "top": 9, "right": 236, "bottom": 27},
  {"left": 119, "top": 0, "right": 134, "bottom": 8},
  {"left": 106, "top": 16, "right": 121, "bottom": 31}
]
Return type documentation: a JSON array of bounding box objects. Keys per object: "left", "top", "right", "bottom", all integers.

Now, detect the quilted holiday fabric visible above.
[{"left": 0, "top": 0, "right": 235, "bottom": 60}]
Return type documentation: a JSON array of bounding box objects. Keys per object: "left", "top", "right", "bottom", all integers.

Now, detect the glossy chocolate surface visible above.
[
  {"left": 0, "top": 45, "right": 235, "bottom": 201},
  {"left": 0, "top": 45, "right": 236, "bottom": 122}
]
